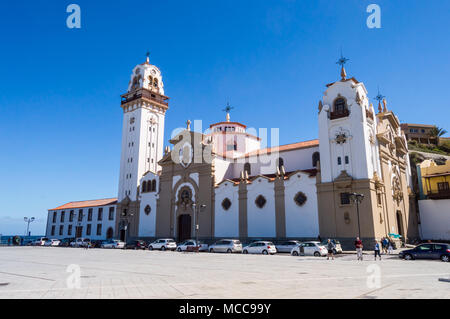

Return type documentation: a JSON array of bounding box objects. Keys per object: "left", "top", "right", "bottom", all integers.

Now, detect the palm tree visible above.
[{"left": 429, "top": 126, "right": 447, "bottom": 145}]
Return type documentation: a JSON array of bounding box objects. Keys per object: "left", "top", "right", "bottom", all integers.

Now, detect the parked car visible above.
[
  {"left": 148, "top": 239, "right": 177, "bottom": 251},
  {"left": 291, "top": 241, "right": 327, "bottom": 257},
  {"left": 58, "top": 238, "right": 74, "bottom": 247},
  {"left": 275, "top": 240, "right": 301, "bottom": 253},
  {"left": 242, "top": 241, "right": 277, "bottom": 255},
  {"left": 90, "top": 240, "right": 103, "bottom": 248},
  {"left": 126, "top": 240, "right": 147, "bottom": 250},
  {"left": 176, "top": 240, "right": 209, "bottom": 252},
  {"left": 209, "top": 239, "right": 243, "bottom": 253},
  {"left": 44, "top": 239, "right": 61, "bottom": 247},
  {"left": 70, "top": 238, "right": 91, "bottom": 248},
  {"left": 100, "top": 239, "right": 126, "bottom": 249},
  {"left": 32, "top": 237, "right": 49, "bottom": 246},
  {"left": 320, "top": 239, "right": 343, "bottom": 254},
  {"left": 399, "top": 243, "right": 450, "bottom": 262}
]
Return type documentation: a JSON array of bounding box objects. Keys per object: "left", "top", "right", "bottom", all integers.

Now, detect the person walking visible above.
[
  {"left": 382, "top": 237, "right": 389, "bottom": 254},
  {"left": 355, "top": 237, "right": 363, "bottom": 261},
  {"left": 326, "top": 239, "right": 335, "bottom": 260},
  {"left": 388, "top": 239, "right": 394, "bottom": 254},
  {"left": 374, "top": 240, "right": 381, "bottom": 260}
]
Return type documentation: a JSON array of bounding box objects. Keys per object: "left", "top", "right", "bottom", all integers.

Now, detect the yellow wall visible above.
[{"left": 419, "top": 159, "right": 450, "bottom": 194}]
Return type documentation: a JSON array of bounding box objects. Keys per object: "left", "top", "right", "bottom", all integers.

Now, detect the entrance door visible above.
[
  {"left": 178, "top": 214, "right": 192, "bottom": 242},
  {"left": 396, "top": 211, "right": 404, "bottom": 238},
  {"left": 75, "top": 226, "right": 83, "bottom": 238},
  {"left": 120, "top": 229, "right": 126, "bottom": 242}
]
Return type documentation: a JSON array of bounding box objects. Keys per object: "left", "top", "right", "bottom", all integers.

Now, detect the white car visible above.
[
  {"left": 32, "top": 237, "right": 49, "bottom": 246},
  {"left": 209, "top": 239, "right": 243, "bottom": 253},
  {"left": 291, "top": 241, "right": 327, "bottom": 257},
  {"left": 44, "top": 239, "right": 61, "bottom": 247},
  {"left": 275, "top": 240, "right": 301, "bottom": 253},
  {"left": 70, "top": 238, "right": 91, "bottom": 248},
  {"left": 176, "top": 240, "right": 209, "bottom": 252},
  {"left": 242, "top": 241, "right": 277, "bottom": 255},
  {"left": 101, "top": 239, "right": 125, "bottom": 249},
  {"left": 148, "top": 238, "right": 177, "bottom": 251}
]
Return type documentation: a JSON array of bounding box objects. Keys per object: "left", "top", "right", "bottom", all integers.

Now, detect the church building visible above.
[{"left": 46, "top": 55, "right": 420, "bottom": 247}]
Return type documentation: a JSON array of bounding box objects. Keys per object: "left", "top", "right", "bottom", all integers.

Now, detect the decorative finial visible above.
[
  {"left": 374, "top": 86, "right": 385, "bottom": 113},
  {"left": 318, "top": 100, "right": 323, "bottom": 113},
  {"left": 336, "top": 50, "right": 349, "bottom": 81},
  {"left": 186, "top": 120, "right": 191, "bottom": 131},
  {"left": 222, "top": 102, "right": 234, "bottom": 122},
  {"left": 382, "top": 98, "right": 388, "bottom": 112},
  {"left": 146, "top": 51, "right": 150, "bottom": 64}
]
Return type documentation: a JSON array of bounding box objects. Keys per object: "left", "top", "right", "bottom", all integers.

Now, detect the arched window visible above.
[
  {"left": 148, "top": 76, "right": 153, "bottom": 87},
  {"left": 312, "top": 152, "right": 320, "bottom": 167},
  {"left": 151, "top": 180, "right": 157, "bottom": 192},
  {"left": 106, "top": 227, "right": 114, "bottom": 239},
  {"left": 277, "top": 157, "right": 284, "bottom": 170},
  {"left": 142, "top": 181, "right": 147, "bottom": 193},
  {"left": 334, "top": 97, "right": 347, "bottom": 113},
  {"left": 244, "top": 163, "right": 251, "bottom": 176},
  {"left": 154, "top": 78, "right": 158, "bottom": 88}
]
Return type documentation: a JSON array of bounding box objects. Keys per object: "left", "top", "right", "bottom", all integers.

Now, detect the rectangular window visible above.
[
  {"left": 96, "top": 224, "right": 102, "bottom": 236},
  {"left": 68, "top": 225, "right": 72, "bottom": 236},
  {"left": 98, "top": 208, "right": 103, "bottom": 221},
  {"left": 345, "top": 156, "right": 349, "bottom": 164},
  {"left": 109, "top": 207, "right": 115, "bottom": 220},
  {"left": 337, "top": 157, "right": 342, "bottom": 165},
  {"left": 78, "top": 209, "right": 83, "bottom": 222},
  {"left": 52, "top": 212, "right": 57, "bottom": 223},
  {"left": 340, "top": 193, "right": 350, "bottom": 205},
  {"left": 88, "top": 208, "right": 93, "bottom": 221},
  {"left": 59, "top": 225, "right": 64, "bottom": 236},
  {"left": 437, "top": 182, "right": 449, "bottom": 192},
  {"left": 51, "top": 226, "right": 55, "bottom": 236},
  {"left": 86, "top": 224, "right": 91, "bottom": 236},
  {"left": 60, "top": 211, "right": 65, "bottom": 223},
  {"left": 69, "top": 210, "right": 74, "bottom": 222}
]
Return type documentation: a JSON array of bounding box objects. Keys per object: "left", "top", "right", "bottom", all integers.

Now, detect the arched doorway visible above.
[
  {"left": 396, "top": 211, "right": 404, "bottom": 238},
  {"left": 106, "top": 227, "right": 114, "bottom": 239},
  {"left": 119, "top": 229, "right": 126, "bottom": 242},
  {"left": 178, "top": 214, "right": 192, "bottom": 242}
]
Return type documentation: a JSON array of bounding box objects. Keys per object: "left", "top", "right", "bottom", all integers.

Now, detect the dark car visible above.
[
  {"left": 399, "top": 243, "right": 450, "bottom": 262},
  {"left": 58, "top": 238, "right": 75, "bottom": 247},
  {"left": 126, "top": 240, "right": 147, "bottom": 250}
]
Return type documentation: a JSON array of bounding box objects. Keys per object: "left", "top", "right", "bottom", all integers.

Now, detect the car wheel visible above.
[
  {"left": 292, "top": 251, "right": 299, "bottom": 256},
  {"left": 262, "top": 250, "right": 268, "bottom": 255},
  {"left": 314, "top": 252, "right": 320, "bottom": 257},
  {"left": 441, "top": 255, "right": 449, "bottom": 262},
  {"left": 148, "top": 246, "right": 153, "bottom": 251},
  {"left": 243, "top": 250, "right": 248, "bottom": 254},
  {"left": 161, "top": 246, "right": 166, "bottom": 251},
  {"left": 177, "top": 247, "right": 182, "bottom": 252},
  {"left": 227, "top": 249, "right": 232, "bottom": 254},
  {"left": 404, "top": 254, "right": 413, "bottom": 260},
  {"left": 209, "top": 248, "right": 214, "bottom": 253}
]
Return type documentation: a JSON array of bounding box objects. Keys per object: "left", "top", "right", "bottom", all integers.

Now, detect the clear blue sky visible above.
[{"left": 1, "top": 0, "right": 449, "bottom": 235}]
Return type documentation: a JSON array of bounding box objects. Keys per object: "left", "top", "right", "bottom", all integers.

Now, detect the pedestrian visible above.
[
  {"left": 326, "top": 239, "right": 335, "bottom": 260},
  {"left": 388, "top": 239, "right": 394, "bottom": 254},
  {"left": 355, "top": 237, "right": 363, "bottom": 261},
  {"left": 374, "top": 240, "right": 381, "bottom": 260},
  {"left": 382, "top": 237, "right": 389, "bottom": 254}
]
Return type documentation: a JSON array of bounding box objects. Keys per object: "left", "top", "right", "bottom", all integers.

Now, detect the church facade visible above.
[{"left": 47, "top": 56, "right": 420, "bottom": 246}]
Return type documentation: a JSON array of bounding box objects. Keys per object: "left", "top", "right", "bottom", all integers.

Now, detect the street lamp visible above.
[
  {"left": 192, "top": 203, "right": 206, "bottom": 252},
  {"left": 24, "top": 217, "right": 35, "bottom": 237},
  {"left": 347, "top": 193, "right": 364, "bottom": 238}
]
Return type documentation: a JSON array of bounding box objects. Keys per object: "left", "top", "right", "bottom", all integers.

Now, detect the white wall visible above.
[
  {"left": 138, "top": 173, "right": 158, "bottom": 237},
  {"left": 247, "top": 177, "right": 276, "bottom": 237},
  {"left": 214, "top": 181, "right": 239, "bottom": 237},
  {"left": 419, "top": 199, "right": 450, "bottom": 240},
  {"left": 284, "top": 172, "right": 319, "bottom": 238}
]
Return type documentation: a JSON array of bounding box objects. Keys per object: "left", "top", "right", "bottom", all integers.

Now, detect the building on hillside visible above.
[
  {"left": 400, "top": 123, "right": 437, "bottom": 145},
  {"left": 416, "top": 159, "right": 450, "bottom": 240},
  {"left": 46, "top": 55, "right": 420, "bottom": 247}
]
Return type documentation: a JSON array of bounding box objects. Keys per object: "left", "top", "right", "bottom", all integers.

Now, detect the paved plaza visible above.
[{"left": 0, "top": 247, "right": 449, "bottom": 299}]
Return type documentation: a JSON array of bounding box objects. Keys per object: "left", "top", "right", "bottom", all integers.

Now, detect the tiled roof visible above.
[
  {"left": 49, "top": 198, "right": 118, "bottom": 211},
  {"left": 242, "top": 139, "right": 319, "bottom": 158}
]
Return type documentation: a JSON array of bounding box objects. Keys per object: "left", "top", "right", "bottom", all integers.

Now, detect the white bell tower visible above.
[
  {"left": 318, "top": 61, "right": 381, "bottom": 183},
  {"left": 118, "top": 54, "right": 169, "bottom": 202}
]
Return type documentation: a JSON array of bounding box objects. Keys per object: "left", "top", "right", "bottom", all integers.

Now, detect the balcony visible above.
[
  {"left": 330, "top": 108, "right": 350, "bottom": 120},
  {"left": 121, "top": 88, "right": 169, "bottom": 107},
  {"left": 427, "top": 190, "right": 450, "bottom": 200}
]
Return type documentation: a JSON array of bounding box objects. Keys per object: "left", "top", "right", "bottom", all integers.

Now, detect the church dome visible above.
[{"left": 127, "top": 54, "right": 165, "bottom": 95}]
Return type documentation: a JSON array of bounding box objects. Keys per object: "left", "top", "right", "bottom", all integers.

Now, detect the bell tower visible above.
[{"left": 116, "top": 54, "right": 169, "bottom": 240}]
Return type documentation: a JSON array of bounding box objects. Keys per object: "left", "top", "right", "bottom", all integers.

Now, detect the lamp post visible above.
[
  {"left": 348, "top": 193, "right": 364, "bottom": 238},
  {"left": 192, "top": 203, "right": 206, "bottom": 252},
  {"left": 24, "top": 217, "right": 35, "bottom": 237}
]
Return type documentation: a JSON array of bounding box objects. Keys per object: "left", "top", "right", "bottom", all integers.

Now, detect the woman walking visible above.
[{"left": 374, "top": 240, "right": 382, "bottom": 260}]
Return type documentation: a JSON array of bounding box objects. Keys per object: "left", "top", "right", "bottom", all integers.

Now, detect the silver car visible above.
[
  {"left": 209, "top": 239, "right": 243, "bottom": 253},
  {"left": 275, "top": 240, "right": 301, "bottom": 253}
]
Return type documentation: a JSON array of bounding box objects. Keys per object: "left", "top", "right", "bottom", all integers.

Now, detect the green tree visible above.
[{"left": 429, "top": 126, "right": 447, "bottom": 145}]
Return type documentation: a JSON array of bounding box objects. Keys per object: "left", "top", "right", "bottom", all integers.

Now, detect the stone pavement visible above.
[{"left": 0, "top": 247, "right": 449, "bottom": 299}]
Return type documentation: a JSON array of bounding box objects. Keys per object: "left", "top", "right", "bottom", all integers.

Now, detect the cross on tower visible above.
[
  {"left": 374, "top": 86, "right": 386, "bottom": 112},
  {"left": 336, "top": 51, "right": 349, "bottom": 80},
  {"left": 222, "top": 102, "right": 234, "bottom": 122}
]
